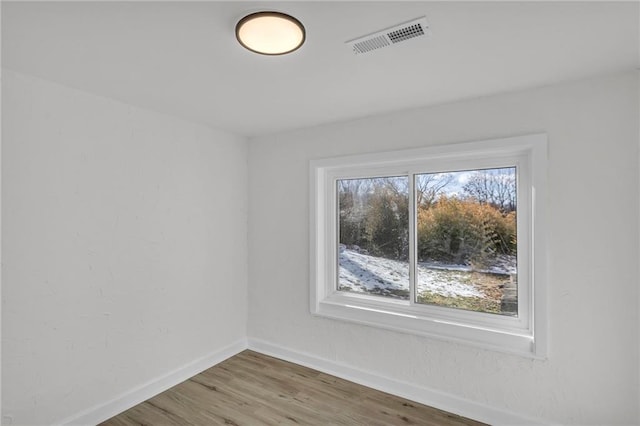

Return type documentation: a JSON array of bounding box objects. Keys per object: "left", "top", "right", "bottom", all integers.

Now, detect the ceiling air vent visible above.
[{"left": 346, "top": 16, "right": 429, "bottom": 55}]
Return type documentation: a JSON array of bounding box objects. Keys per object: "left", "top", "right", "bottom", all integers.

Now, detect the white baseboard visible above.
[
  {"left": 247, "top": 337, "right": 551, "bottom": 426},
  {"left": 55, "top": 337, "right": 550, "bottom": 426},
  {"left": 57, "top": 339, "right": 248, "bottom": 426}
]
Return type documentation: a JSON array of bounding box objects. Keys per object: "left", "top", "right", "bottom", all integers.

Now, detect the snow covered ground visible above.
[{"left": 338, "top": 248, "right": 513, "bottom": 299}]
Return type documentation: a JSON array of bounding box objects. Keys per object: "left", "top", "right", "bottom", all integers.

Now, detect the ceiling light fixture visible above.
[{"left": 235, "top": 11, "right": 305, "bottom": 55}]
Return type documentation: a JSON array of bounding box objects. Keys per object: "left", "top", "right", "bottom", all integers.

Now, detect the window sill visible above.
[{"left": 314, "top": 295, "right": 542, "bottom": 358}]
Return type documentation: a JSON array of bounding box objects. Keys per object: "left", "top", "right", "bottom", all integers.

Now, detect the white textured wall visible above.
[
  {"left": 2, "top": 70, "right": 248, "bottom": 425},
  {"left": 248, "top": 72, "right": 639, "bottom": 424}
]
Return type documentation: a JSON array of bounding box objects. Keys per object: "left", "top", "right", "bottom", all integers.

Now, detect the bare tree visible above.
[
  {"left": 338, "top": 177, "right": 410, "bottom": 259},
  {"left": 462, "top": 168, "right": 516, "bottom": 212},
  {"left": 416, "top": 173, "right": 454, "bottom": 208}
]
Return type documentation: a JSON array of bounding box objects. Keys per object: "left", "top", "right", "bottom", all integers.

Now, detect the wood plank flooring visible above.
[{"left": 100, "top": 350, "right": 485, "bottom": 426}]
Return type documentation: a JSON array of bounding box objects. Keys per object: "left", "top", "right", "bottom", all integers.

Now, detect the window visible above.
[{"left": 310, "top": 134, "right": 547, "bottom": 357}]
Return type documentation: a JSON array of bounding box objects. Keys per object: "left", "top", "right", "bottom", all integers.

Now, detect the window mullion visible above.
[{"left": 408, "top": 171, "right": 416, "bottom": 306}]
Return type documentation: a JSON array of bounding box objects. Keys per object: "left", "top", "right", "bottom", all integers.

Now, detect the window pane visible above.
[
  {"left": 337, "top": 176, "right": 410, "bottom": 300},
  {"left": 415, "top": 168, "right": 517, "bottom": 316}
]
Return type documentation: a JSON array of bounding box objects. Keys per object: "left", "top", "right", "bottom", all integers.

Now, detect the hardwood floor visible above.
[{"left": 100, "top": 350, "right": 485, "bottom": 426}]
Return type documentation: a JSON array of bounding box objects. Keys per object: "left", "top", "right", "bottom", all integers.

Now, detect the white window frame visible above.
[{"left": 310, "top": 134, "right": 548, "bottom": 358}]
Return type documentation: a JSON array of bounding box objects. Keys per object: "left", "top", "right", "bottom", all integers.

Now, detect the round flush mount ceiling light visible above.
[{"left": 236, "top": 11, "right": 305, "bottom": 55}]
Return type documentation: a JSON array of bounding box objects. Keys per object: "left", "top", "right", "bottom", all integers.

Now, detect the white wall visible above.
[
  {"left": 248, "top": 72, "right": 639, "bottom": 424},
  {"left": 1, "top": 70, "right": 248, "bottom": 425},
  {"left": 3, "top": 68, "right": 638, "bottom": 425}
]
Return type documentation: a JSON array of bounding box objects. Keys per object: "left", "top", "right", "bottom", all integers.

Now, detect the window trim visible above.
[{"left": 310, "top": 134, "right": 547, "bottom": 358}]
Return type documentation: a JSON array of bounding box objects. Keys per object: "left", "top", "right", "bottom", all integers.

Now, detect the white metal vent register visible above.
[{"left": 346, "top": 16, "right": 429, "bottom": 55}]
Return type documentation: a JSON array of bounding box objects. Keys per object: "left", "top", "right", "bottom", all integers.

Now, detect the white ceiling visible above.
[{"left": 2, "top": 1, "right": 639, "bottom": 137}]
